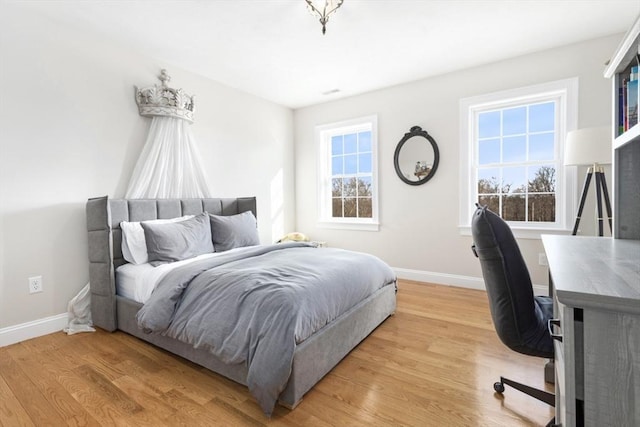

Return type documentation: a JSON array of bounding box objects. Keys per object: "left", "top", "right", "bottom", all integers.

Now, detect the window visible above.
[
  {"left": 317, "top": 115, "right": 379, "bottom": 230},
  {"left": 459, "top": 78, "right": 578, "bottom": 237},
  {"left": 477, "top": 102, "right": 557, "bottom": 221}
]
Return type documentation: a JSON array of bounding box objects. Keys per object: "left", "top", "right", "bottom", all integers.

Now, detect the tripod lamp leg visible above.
[
  {"left": 598, "top": 169, "right": 613, "bottom": 233},
  {"left": 595, "top": 171, "right": 604, "bottom": 236},
  {"left": 572, "top": 169, "right": 593, "bottom": 236}
]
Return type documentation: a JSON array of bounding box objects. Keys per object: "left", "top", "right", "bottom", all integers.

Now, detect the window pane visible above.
[
  {"left": 503, "top": 135, "right": 526, "bottom": 163},
  {"left": 529, "top": 194, "right": 556, "bottom": 222},
  {"left": 358, "top": 176, "right": 372, "bottom": 196},
  {"left": 344, "top": 134, "right": 357, "bottom": 154},
  {"left": 332, "top": 198, "right": 343, "bottom": 217},
  {"left": 529, "top": 102, "right": 555, "bottom": 132},
  {"left": 479, "top": 138, "right": 500, "bottom": 165},
  {"left": 344, "top": 154, "right": 357, "bottom": 174},
  {"left": 331, "top": 156, "right": 343, "bottom": 175},
  {"left": 358, "top": 153, "right": 372, "bottom": 173},
  {"left": 503, "top": 107, "right": 526, "bottom": 135},
  {"left": 478, "top": 168, "right": 500, "bottom": 194},
  {"left": 528, "top": 165, "right": 556, "bottom": 193},
  {"left": 343, "top": 198, "right": 357, "bottom": 217},
  {"left": 358, "top": 131, "right": 371, "bottom": 152},
  {"left": 358, "top": 198, "right": 372, "bottom": 218},
  {"left": 529, "top": 132, "right": 555, "bottom": 161},
  {"left": 502, "top": 166, "right": 526, "bottom": 193},
  {"left": 502, "top": 195, "right": 526, "bottom": 221},
  {"left": 331, "top": 178, "right": 343, "bottom": 197},
  {"left": 479, "top": 111, "right": 501, "bottom": 138},
  {"left": 478, "top": 195, "right": 499, "bottom": 214},
  {"left": 344, "top": 177, "right": 357, "bottom": 196},
  {"left": 331, "top": 136, "right": 343, "bottom": 155}
]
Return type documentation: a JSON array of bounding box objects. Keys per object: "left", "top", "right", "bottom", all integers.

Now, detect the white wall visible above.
[
  {"left": 294, "top": 35, "right": 619, "bottom": 288},
  {"left": 0, "top": 4, "right": 295, "bottom": 330}
]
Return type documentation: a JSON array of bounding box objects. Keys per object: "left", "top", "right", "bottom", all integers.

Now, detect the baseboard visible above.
[
  {"left": 394, "top": 267, "right": 485, "bottom": 290},
  {"left": 0, "top": 313, "right": 68, "bottom": 348},
  {"left": 393, "top": 267, "right": 549, "bottom": 296}
]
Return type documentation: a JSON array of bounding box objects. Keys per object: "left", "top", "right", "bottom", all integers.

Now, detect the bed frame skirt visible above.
[{"left": 86, "top": 195, "right": 396, "bottom": 409}]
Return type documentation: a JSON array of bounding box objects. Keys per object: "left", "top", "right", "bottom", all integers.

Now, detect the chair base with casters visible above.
[
  {"left": 494, "top": 371, "right": 558, "bottom": 427},
  {"left": 494, "top": 376, "right": 555, "bottom": 407},
  {"left": 493, "top": 370, "right": 558, "bottom": 426}
]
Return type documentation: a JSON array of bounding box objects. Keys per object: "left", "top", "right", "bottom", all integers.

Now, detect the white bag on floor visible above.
[{"left": 63, "top": 283, "right": 96, "bottom": 335}]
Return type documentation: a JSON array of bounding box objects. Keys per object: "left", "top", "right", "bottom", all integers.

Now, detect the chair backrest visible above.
[{"left": 471, "top": 204, "right": 552, "bottom": 358}]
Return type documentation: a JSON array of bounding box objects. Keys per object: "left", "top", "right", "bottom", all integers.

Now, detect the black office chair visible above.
[{"left": 470, "top": 204, "right": 556, "bottom": 418}]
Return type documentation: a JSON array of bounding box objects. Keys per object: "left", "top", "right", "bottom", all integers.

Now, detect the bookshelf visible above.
[{"left": 604, "top": 14, "right": 640, "bottom": 239}]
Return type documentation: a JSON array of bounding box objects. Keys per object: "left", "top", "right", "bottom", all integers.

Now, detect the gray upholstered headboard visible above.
[{"left": 86, "top": 195, "right": 257, "bottom": 331}]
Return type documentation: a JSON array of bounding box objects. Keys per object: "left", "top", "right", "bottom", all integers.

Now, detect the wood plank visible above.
[
  {"left": 111, "top": 373, "right": 177, "bottom": 421},
  {"left": 74, "top": 365, "right": 143, "bottom": 416},
  {"left": 0, "top": 373, "right": 34, "bottom": 427},
  {"left": 4, "top": 343, "right": 101, "bottom": 427},
  {"left": 159, "top": 388, "right": 232, "bottom": 426},
  {"left": 0, "top": 347, "right": 68, "bottom": 426}
]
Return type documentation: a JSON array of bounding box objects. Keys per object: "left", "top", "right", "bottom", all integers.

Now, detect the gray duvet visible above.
[{"left": 136, "top": 242, "right": 396, "bottom": 416}]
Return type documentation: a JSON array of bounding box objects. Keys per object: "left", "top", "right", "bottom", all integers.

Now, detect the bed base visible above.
[
  {"left": 117, "top": 285, "right": 396, "bottom": 408},
  {"left": 86, "top": 195, "right": 396, "bottom": 410}
]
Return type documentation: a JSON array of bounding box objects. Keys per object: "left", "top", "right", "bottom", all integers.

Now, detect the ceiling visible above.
[{"left": 12, "top": 0, "right": 640, "bottom": 109}]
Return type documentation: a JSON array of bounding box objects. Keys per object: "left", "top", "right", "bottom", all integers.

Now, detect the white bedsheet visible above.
[{"left": 116, "top": 252, "right": 219, "bottom": 303}]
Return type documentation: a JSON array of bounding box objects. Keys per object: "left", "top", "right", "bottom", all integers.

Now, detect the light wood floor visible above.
[{"left": 0, "top": 280, "right": 554, "bottom": 426}]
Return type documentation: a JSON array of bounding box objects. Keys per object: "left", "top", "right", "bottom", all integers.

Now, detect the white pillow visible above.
[{"left": 120, "top": 215, "right": 194, "bottom": 264}]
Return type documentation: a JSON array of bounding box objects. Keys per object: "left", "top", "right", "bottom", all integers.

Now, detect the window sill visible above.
[
  {"left": 317, "top": 221, "right": 380, "bottom": 232},
  {"left": 459, "top": 225, "right": 572, "bottom": 240}
]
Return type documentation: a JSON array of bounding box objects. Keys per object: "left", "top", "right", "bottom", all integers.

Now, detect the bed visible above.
[{"left": 86, "top": 195, "right": 397, "bottom": 415}]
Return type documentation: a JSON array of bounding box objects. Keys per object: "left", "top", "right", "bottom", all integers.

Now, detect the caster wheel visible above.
[{"left": 494, "top": 382, "right": 505, "bottom": 393}]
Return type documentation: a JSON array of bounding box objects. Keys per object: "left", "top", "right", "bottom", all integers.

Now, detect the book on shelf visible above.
[
  {"left": 622, "top": 79, "right": 628, "bottom": 132},
  {"left": 628, "top": 65, "right": 639, "bottom": 129},
  {"left": 618, "top": 86, "right": 625, "bottom": 134}
]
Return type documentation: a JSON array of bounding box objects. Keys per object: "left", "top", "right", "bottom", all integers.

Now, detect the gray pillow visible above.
[
  {"left": 142, "top": 212, "right": 213, "bottom": 263},
  {"left": 209, "top": 211, "right": 260, "bottom": 252}
]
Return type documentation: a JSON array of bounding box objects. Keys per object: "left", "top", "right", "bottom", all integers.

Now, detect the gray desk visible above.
[{"left": 542, "top": 235, "right": 640, "bottom": 427}]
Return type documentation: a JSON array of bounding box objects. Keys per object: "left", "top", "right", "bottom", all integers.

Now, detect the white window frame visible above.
[
  {"left": 316, "top": 115, "right": 379, "bottom": 231},
  {"left": 459, "top": 78, "right": 578, "bottom": 239}
]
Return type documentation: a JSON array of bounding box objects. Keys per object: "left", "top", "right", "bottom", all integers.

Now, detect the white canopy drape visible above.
[{"left": 125, "top": 116, "right": 211, "bottom": 199}]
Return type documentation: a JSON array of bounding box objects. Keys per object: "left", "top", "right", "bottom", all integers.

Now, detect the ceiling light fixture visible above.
[{"left": 305, "top": 0, "right": 344, "bottom": 35}]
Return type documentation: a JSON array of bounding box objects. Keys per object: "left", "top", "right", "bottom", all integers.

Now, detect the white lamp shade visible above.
[{"left": 564, "top": 126, "right": 612, "bottom": 166}]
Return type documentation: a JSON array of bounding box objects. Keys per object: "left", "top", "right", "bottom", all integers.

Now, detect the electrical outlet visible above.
[
  {"left": 28, "top": 276, "right": 43, "bottom": 294},
  {"left": 538, "top": 253, "right": 548, "bottom": 266}
]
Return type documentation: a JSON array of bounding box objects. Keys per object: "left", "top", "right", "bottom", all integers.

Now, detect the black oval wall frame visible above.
[{"left": 393, "top": 126, "right": 440, "bottom": 186}]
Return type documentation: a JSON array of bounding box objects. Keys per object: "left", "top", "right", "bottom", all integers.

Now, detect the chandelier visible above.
[{"left": 305, "top": 0, "right": 344, "bottom": 35}]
